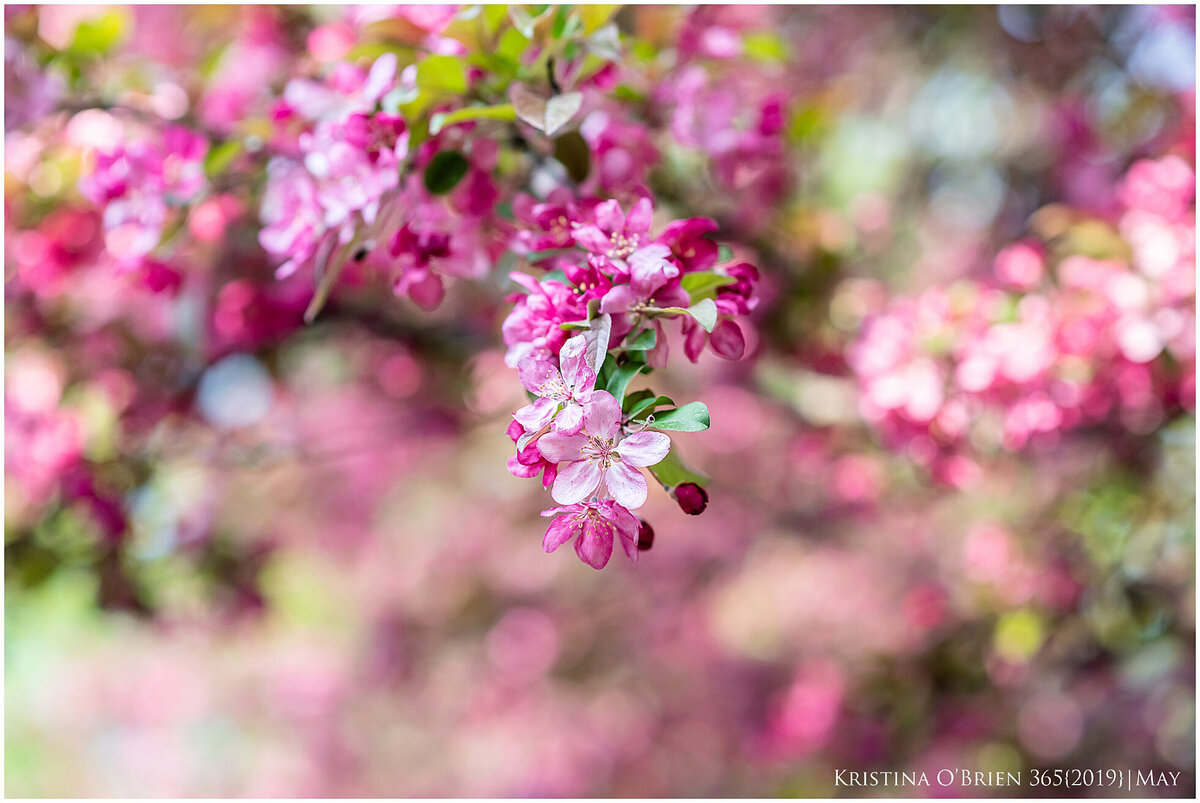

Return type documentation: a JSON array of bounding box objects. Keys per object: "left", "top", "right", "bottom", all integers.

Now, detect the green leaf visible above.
[
  {"left": 430, "top": 104, "right": 516, "bottom": 135},
  {"left": 648, "top": 447, "right": 709, "bottom": 487},
  {"left": 650, "top": 402, "right": 710, "bottom": 432},
  {"left": 627, "top": 394, "right": 674, "bottom": 421},
  {"left": 423, "top": 151, "right": 470, "bottom": 195},
  {"left": 552, "top": 5, "right": 568, "bottom": 38},
  {"left": 553, "top": 130, "right": 591, "bottom": 183},
  {"left": 497, "top": 27, "right": 529, "bottom": 63},
  {"left": 416, "top": 55, "right": 468, "bottom": 94},
  {"left": 623, "top": 328, "right": 657, "bottom": 351},
  {"left": 483, "top": 4, "right": 509, "bottom": 34},
  {"left": 69, "top": 11, "right": 127, "bottom": 55},
  {"left": 649, "top": 299, "right": 719, "bottom": 333},
  {"left": 687, "top": 299, "right": 718, "bottom": 333},
  {"left": 743, "top": 32, "right": 790, "bottom": 63},
  {"left": 622, "top": 389, "right": 655, "bottom": 413},
  {"left": 577, "top": 5, "right": 620, "bottom": 34},
  {"left": 680, "top": 271, "right": 737, "bottom": 302},
  {"left": 604, "top": 360, "right": 648, "bottom": 407},
  {"left": 717, "top": 243, "right": 735, "bottom": 263},
  {"left": 203, "top": 140, "right": 242, "bottom": 178}
]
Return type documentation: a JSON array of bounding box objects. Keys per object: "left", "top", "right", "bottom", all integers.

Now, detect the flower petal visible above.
[
  {"left": 551, "top": 459, "right": 603, "bottom": 505},
  {"left": 536, "top": 432, "right": 587, "bottom": 463},
  {"left": 583, "top": 391, "right": 622, "bottom": 437},
  {"left": 626, "top": 196, "right": 654, "bottom": 234},
  {"left": 554, "top": 402, "right": 584, "bottom": 435},
  {"left": 518, "top": 356, "right": 558, "bottom": 395},
  {"left": 615, "top": 431, "right": 671, "bottom": 467},
  {"left": 572, "top": 225, "right": 610, "bottom": 254},
  {"left": 542, "top": 514, "right": 577, "bottom": 553},
  {"left": 599, "top": 284, "right": 633, "bottom": 315},
  {"left": 602, "top": 500, "right": 641, "bottom": 562},
  {"left": 710, "top": 318, "right": 746, "bottom": 360},
  {"left": 558, "top": 335, "right": 588, "bottom": 388},
  {"left": 574, "top": 516, "right": 613, "bottom": 569},
  {"left": 593, "top": 199, "right": 624, "bottom": 235},
  {"left": 507, "top": 455, "right": 539, "bottom": 478},
  {"left": 604, "top": 462, "right": 649, "bottom": 509},
  {"left": 514, "top": 396, "right": 558, "bottom": 431}
]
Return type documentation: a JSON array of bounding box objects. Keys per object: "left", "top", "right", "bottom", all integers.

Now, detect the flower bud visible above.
[
  {"left": 673, "top": 482, "right": 708, "bottom": 515},
  {"left": 637, "top": 518, "right": 655, "bottom": 551}
]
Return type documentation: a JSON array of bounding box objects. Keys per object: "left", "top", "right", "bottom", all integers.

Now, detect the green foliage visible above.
[
  {"left": 681, "top": 271, "right": 737, "bottom": 303},
  {"left": 648, "top": 447, "right": 710, "bottom": 488},
  {"left": 622, "top": 327, "right": 657, "bottom": 351},
  {"left": 423, "top": 151, "right": 471, "bottom": 195},
  {"left": 648, "top": 401, "right": 710, "bottom": 432},
  {"left": 553, "top": 130, "right": 591, "bottom": 182},
  {"left": 430, "top": 104, "right": 517, "bottom": 135}
]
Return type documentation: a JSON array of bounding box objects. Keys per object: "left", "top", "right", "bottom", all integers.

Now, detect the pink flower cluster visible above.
[
  {"left": 504, "top": 195, "right": 758, "bottom": 367},
  {"left": 503, "top": 197, "right": 760, "bottom": 568},
  {"left": 260, "top": 53, "right": 504, "bottom": 307},
  {"left": 507, "top": 336, "right": 668, "bottom": 570},
  {"left": 78, "top": 125, "right": 208, "bottom": 264},
  {"left": 848, "top": 156, "right": 1195, "bottom": 480}
]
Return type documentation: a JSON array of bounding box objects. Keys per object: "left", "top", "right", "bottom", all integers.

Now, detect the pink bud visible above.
[
  {"left": 673, "top": 482, "right": 709, "bottom": 515},
  {"left": 637, "top": 518, "right": 655, "bottom": 551}
]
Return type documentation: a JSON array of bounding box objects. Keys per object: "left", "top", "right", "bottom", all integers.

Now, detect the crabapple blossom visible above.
[
  {"left": 514, "top": 336, "right": 597, "bottom": 436},
  {"left": 537, "top": 391, "right": 671, "bottom": 510},
  {"left": 541, "top": 498, "right": 641, "bottom": 570}
]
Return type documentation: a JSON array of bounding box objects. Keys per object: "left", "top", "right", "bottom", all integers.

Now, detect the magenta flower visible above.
[
  {"left": 514, "top": 336, "right": 597, "bottom": 435},
  {"left": 656, "top": 216, "right": 720, "bottom": 273},
  {"left": 541, "top": 498, "right": 641, "bottom": 570},
  {"left": 501, "top": 275, "right": 587, "bottom": 367},
  {"left": 537, "top": 391, "right": 670, "bottom": 509},
  {"left": 506, "top": 420, "right": 557, "bottom": 490},
  {"left": 572, "top": 197, "right": 654, "bottom": 260}
]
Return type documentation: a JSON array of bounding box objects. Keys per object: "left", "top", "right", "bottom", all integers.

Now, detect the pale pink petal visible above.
[
  {"left": 552, "top": 459, "right": 604, "bottom": 505},
  {"left": 626, "top": 196, "right": 653, "bottom": 234},
  {"left": 540, "top": 505, "right": 582, "bottom": 517},
  {"left": 558, "top": 335, "right": 588, "bottom": 388},
  {"left": 615, "top": 431, "right": 670, "bottom": 467},
  {"left": 537, "top": 432, "right": 587, "bottom": 463},
  {"left": 554, "top": 402, "right": 584, "bottom": 435},
  {"left": 570, "top": 365, "right": 597, "bottom": 396},
  {"left": 604, "top": 462, "right": 649, "bottom": 509},
  {"left": 572, "top": 225, "right": 611, "bottom": 254},
  {"left": 363, "top": 52, "right": 398, "bottom": 104},
  {"left": 599, "top": 284, "right": 633, "bottom": 315},
  {"left": 518, "top": 356, "right": 558, "bottom": 394},
  {"left": 593, "top": 199, "right": 624, "bottom": 234},
  {"left": 574, "top": 518, "right": 613, "bottom": 569},
  {"left": 583, "top": 391, "right": 622, "bottom": 437},
  {"left": 542, "top": 515, "right": 577, "bottom": 553},
  {"left": 514, "top": 396, "right": 558, "bottom": 431}
]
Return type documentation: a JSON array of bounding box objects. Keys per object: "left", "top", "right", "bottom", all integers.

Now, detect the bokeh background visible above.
[{"left": 4, "top": 4, "right": 1196, "bottom": 797}]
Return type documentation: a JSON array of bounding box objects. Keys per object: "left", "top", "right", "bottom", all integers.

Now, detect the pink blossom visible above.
[
  {"left": 540, "top": 498, "right": 641, "bottom": 570},
  {"left": 514, "top": 336, "right": 597, "bottom": 435},
  {"left": 536, "top": 391, "right": 670, "bottom": 509},
  {"left": 572, "top": 197, "right": 654, "bottom": 260},
  {"left": 501, "top": 276, "right": 587, "bottom": 367}
]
